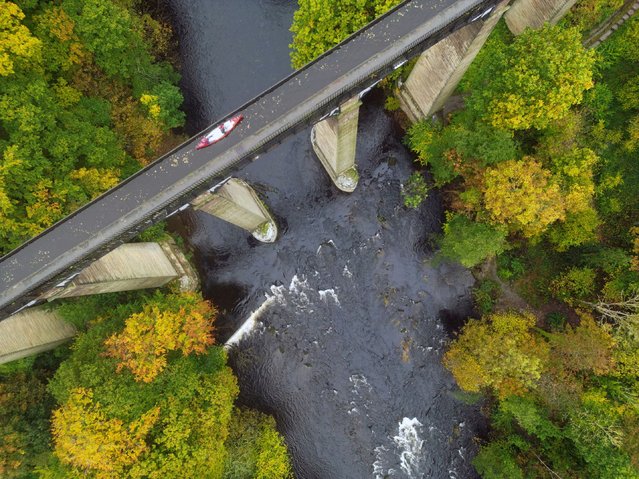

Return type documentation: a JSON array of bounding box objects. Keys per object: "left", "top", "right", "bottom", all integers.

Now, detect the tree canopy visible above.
[
  {"left": 467, "top": 25, "right": 595, "bottom": 130},
  {"left": 444, "top": 311, "right": 550, "bottom": 398},
  {"left": 41, "top": 291, "right": 292, "bottom": 479},
  {"left": 0, "top": 0, "right": 185, "bottom": 254},
  {"left": 289, "top": 0, "right": 401, "bottom": 69}
]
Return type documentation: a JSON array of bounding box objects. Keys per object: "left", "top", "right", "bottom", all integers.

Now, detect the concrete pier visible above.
[
  {"left": 42, "top": 242, "right": 180, "bottom": 301},
  {"left": 504, "top": 0, "right": 576, "bottom": 35},
  {"left": 311, "top": 96, "right": 361, "bottom": 192},
  {"left": 191, "top": 178, "right": 278, "bottom": 243},
  {"left": 397, "top": 1, "right": 510, "bottom": 122},
  {"left": 0, "top": 308, "right": 76, "bottom": 364},
  {"left": 0, "top": 241, "right": 197, "bottom": 364}
]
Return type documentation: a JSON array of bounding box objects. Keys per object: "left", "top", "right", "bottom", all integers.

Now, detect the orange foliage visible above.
[{"left": 104, "top": 296, "right": 216, "bottom": 382}]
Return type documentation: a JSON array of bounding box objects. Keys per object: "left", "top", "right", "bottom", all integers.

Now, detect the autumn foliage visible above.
[
  {"left": 41, "top": 291, "right": 292, "bottom": 478},
  {"left": 52, "top": 387, "right": 159, "bottom": 478},
  {"left": 0, "top": 0, "right": 185, "bottom": 254},
  {"left": 470, "top": 25, "right": 595, "bottom": 130},
  {"left": 444, "top": 311, "right": 550, "bottom": 398},
  {"left": 104, "top": 293, "right": 216, "bottom": 382},
  {"left": 483, "top": 157, "right": 565, "bottom": 238}
]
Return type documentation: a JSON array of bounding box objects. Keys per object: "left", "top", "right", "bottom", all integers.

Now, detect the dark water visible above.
[{"left": 166, "top": 1, "right": 484, "bottom": 477}]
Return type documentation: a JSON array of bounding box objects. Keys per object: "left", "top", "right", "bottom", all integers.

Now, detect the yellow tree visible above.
[
  {"left": 0, "top": 1, "right": 42, "bottom": 76},
  {"left": 104, "top": 293, "right": 216, "bottom": 382},
  {"left": 51, "top": 387, "right": 159, "bottom": 478},
  {"left": 443, "top": 311, "right": 550, "bottom": 398},
  {"left": 483, "top": 157, "right": 565, "bottom": 237}
]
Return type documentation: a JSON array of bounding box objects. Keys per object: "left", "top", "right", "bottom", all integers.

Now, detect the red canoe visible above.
[{"left": 196, "top": 115, "right": 244, "bottom": 150}]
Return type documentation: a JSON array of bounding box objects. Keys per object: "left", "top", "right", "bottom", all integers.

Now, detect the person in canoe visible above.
[{"left": 196, "top": 115, "right": 244, "bottom": 150}]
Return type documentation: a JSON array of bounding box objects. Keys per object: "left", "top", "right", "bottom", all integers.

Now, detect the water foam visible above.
[
  {"left": 372, "top": 417, "right": 426, "bottom": 479},
  {"left": 318, "top": 288, "right": 340, "bottom": 306},
  {"left": 395, "top": 418, "right": 425, "bottom": 477}
]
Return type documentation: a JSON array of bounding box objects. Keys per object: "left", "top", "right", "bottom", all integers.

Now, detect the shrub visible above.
[{"left": 401, "top": 172, "right": 429, "bottom": 209}]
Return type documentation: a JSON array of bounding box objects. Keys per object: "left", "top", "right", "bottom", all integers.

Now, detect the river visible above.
[{"left": 165, "top": 1, "right": 484, "bottom": 477}]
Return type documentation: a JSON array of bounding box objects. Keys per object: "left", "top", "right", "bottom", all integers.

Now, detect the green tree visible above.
[
  {"left": 550, "top": 267, "right": 597, "bottom": 305},
  {"left": 289, "top": 0, "right": 401, "bottom": 68},
  {"left": 439, "top": 214, "right": 508, "bottom": 268},
  {"left": 0, "top": 367, "right": 53, "bottom": 478},
  {"left": 401, "top": 172, "right": 429, "bottom": 209},
  {"left": 467, "top": 25, "right": 595, "bottom": 130},
  {"left": 223, "top": 408, "right": 293, "bottom": 479}
]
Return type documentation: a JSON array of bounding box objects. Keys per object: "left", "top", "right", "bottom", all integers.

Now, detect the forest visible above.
[
  {"left": 1, "top": 0, "right": 638, "bottom": 477},
  {"left": 0, "top": 1, "right": 292, "bottom": 478},
  {"left": 432, "top": 13, "right": 639, "bottom": 479},
  {"left": 291, "top": 0, "right": 639, "bottom": 477}
]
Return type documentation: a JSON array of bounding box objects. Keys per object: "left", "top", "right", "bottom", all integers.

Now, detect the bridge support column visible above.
[
  {"left": 504, "top": 0, "right": 576, "bottom": 35},
  {"left": 0, "top": 307, "right": 76, "bottom": 364},
  {"left": 311, "top": 96, "right": 361, "bottom": 192},
  {"left": 0, "top": 241, "right": 197, "bottom": 364},
  {"left": 42, "top": 242, "right": 183, "bottom": 301},
  {"left": 397, "top": 1, "right": 510, "bottom": 122},
  {"left": 191, "top": 178, "right": 277, "bottom": 243}
]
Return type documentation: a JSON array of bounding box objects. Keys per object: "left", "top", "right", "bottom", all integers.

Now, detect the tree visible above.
[
  {"left": 45, "top": 290, "right": 292, "bottom": 479},
  {"left": 223, "top": 408, "right": 293, "bottom": 479},
  {"left": 467, "top": 25, "right": 595, "bottom": 130},
  {"left": 550, "top": 313, "right": 615, "bottom": 375},
  {"left": 438, "top": 214, "right": 508, "bottom": 268},
  {"left": 567, "top": 389, "right": 638, "bottom": 478},
  {"left": 0, "top": 1, "right": 42, "bottom": 76},
  {"left": 51, "top": 387, "right": 159, "bottom": 477},
  {"left": 103, "top": 292, "right": 216, "bottom": 383},
  {"left": 472, "top": 440, "right": 525, "bottom": 479},
  {"left": 401, "top": 172, "right": 429, "bottom": 209},
  {"left": 550, "top": 267, "right": 597, "bottom": 305},
  {"left": 289, "top": 0, "right": 401, "bottom": 68},
  {"left": 547, "top": 207, "right": 601, "bottom": 251},
  {"left": 443, "top": 311, "right": 550, "bottom": 398},
  {"left": 483, "top": 157, "right": 566, "bottom": 237},
  {"left": 406, "top": 116, "right": 518, "bottom": 186},
  {"left": 0, "top": 368, "right": 52, "bottom": 479}
]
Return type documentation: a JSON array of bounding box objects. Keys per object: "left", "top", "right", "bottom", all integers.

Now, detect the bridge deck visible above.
[{"left": 0, "top": 0, "right": 494, "bottom": 319}]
